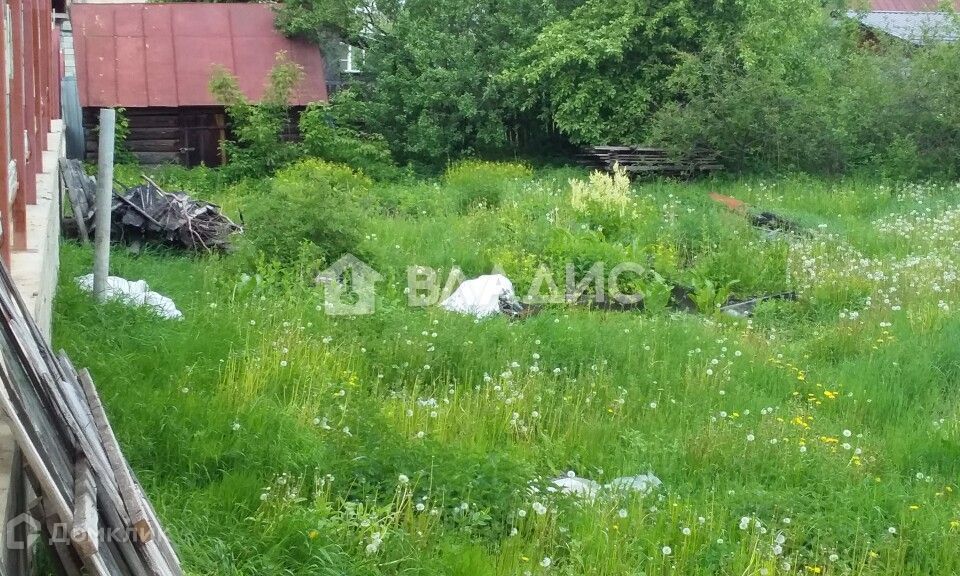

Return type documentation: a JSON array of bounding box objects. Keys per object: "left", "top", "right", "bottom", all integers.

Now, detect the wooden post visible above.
[
  {"left": 92, "top": 108, "right": 114, "bottom": 301},
  {"left": 0, "top": 0, "right": 11, "bottom": 265},
  {"left": 10, "top": 0, "right": 28, "bottom": 251}
]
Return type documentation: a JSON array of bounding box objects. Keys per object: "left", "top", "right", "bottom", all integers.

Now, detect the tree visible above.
[
  {"left": 506, "top": 0, "right": 830, "bottom": 146},
  {"left": 277, "top": 0, "right": 576, "bottom": 165},
  {"left": 209, "top": 52, "right": 304, "bottom": 179}
]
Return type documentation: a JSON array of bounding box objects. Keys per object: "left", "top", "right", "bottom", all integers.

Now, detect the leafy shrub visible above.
[
  {"left": 444, "top": 160, "right": 531, "bottom": 212},
  {"left": 568, "top": 164, "right": 641, "bottom": 237},
  {"left": 689, "top": 273, "right": 738, "bottom": 314},
  {"left": 238, "top": 159, "right": 372, "bottom": 266},
  {"left": 299, "top": 100, "right": 400, "bottom": 182},
  {"left": 210, "top": 53, "right": 304, "bottom": 181},
  {"left": 639, "top": 272, "right": 672, "bottom": 313},
  {"left": 374, "top": 182, "right": 457, "bottom": 217}
]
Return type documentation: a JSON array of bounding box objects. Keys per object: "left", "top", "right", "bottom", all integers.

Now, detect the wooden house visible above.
[{"left": 70, "top": 2, "right": 328, "bottom": 166}]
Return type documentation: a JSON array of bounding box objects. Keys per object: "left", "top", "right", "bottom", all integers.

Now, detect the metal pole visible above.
[{"left": 93, "top": 108, "right": 115, "bottom": 301}]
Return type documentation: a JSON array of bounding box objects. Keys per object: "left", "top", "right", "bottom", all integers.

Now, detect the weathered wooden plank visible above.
[
  {"left": 125, "top": 140, "right": 181, "bottom": 153},
  {"left": 0, "top": 362, "right": 73, "bottom": 521},
  {"left": 77, "top": 369, "right": 151, "bottom": 544},
  {"left": 0, "top": 258, "right": 181, "bottom": 575},
  {"left": 60, "top": 159, "right": 90, "bottom": 243},
  {"left": 125, "top": 127, "right": 181, "bottom": 141},
  {"left": 70, "top": 458, "right": 98, "bottom": 558},
  {"left": 135, "top": 152, "right": 180, "bottom": 165}
]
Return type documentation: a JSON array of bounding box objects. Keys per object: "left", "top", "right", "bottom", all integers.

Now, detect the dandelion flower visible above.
[
  {"left": 398, "top": 474, "right": 410, "bottom": 485},
  {"left": 681, "top": 527, "right": 691, "bottom": 536},
  {"left": 618, "top": 508, "right": 628, "bottom": 519},
  {"left": 540, "top": 557, "right": 551, "bottom": 568},
  {"left": 661, "top": 545, "right": 672, "bottom": 556},
  {"left": 888, "top": 526, "right": 897, "bottom": 534}
]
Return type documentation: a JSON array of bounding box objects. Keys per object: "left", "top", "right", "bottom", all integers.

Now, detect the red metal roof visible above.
[
  {"left": 867, "top": 0, "right": 960, "bottom": 9},
  {"left": 71, "top": 3, "right": 328, "bottom": 108}
]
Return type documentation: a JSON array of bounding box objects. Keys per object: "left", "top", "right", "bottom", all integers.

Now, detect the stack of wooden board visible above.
[
  {"left": 578, "top": 146, "right": 723, "bottom": 175},
  {"left": 0, "top": 260, "right": 182, "bottom": 575}
]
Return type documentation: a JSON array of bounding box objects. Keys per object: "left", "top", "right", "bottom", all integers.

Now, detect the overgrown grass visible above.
[{"left": 54, "top": 166, "right": 960, "bottom": 575}]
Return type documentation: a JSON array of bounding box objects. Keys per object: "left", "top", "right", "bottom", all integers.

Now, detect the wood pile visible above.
[
  {"left": 0, "top": 261, "right": 182, "bottom": 574},
  {"left": 578, "top": 146, "right": 723, "bottom": 176},
  {"left": 61, "top": 159, "right": 241, "bottom": 251}
]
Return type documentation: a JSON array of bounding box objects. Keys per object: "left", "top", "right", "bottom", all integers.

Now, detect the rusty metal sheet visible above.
[{"left": 71, "top": 3, "right": 328, "bottom": 108}]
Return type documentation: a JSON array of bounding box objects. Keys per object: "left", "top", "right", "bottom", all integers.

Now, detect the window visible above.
[{"left": 339, "top": 43, "right": 364, "bottom": 74}]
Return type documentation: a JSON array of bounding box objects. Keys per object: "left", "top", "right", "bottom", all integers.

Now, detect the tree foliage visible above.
[
  {"left": 210, "top": 52, "right": 304, "bottom": 179},
  {"left": 274, "top": 0, "right": 960, "bottom": 177},
  {"left": 279, "top": 0, "right": 574, "bottom": 165}
]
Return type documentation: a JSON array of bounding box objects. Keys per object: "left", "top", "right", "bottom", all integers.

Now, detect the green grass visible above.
[{"left": 53, "top": 167, "right": 960, "bottom": 575}]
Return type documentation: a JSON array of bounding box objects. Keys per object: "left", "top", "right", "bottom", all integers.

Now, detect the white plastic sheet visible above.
[
  {"left": 551, "top": 472, "right": 661, "bottom": 500},
  {"left": 440, "top": 274, "right": 515, "bottom": 318},
  {"left": 75, "top": 274, "right": 183, "bottom": 320}
]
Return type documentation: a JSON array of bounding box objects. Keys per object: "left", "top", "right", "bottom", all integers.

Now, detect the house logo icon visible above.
[
  {"left": 5, "top": 513, "right": 41, "bottom": 551},
  {"left": 315, "top": 254, "right": 382, "bottom": 316}
]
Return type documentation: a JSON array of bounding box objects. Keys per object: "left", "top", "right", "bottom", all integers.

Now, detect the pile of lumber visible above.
[
  {"left": 578, "top": 146, "right": 723, "bottom": 176},
  {"left": 0, "top": 261, "right": 182, "bottom": 574},
  {"left": 61, "top": 159, "right": 240, "bottom": 252}
]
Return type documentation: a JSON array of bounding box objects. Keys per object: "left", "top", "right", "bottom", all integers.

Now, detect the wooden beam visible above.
[{"left": 70, "top": 457, "right": 98, "bottom": 558}]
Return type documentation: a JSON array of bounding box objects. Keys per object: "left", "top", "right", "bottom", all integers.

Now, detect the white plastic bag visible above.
[
  {"left": 75, "top": 274, "right": 183, "bottom": 320},
  {"left": 440, "top": 274, "right": 515, "bottom": 318}
]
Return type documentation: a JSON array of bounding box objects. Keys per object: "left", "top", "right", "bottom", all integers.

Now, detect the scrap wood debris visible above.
[
  {"left": 709, "top": 192, "right": 806, "bottom": 236},
  {"left": 61, "top": 158, "right": 241, "bottom": 251},
  {"left": 442, "top": 274, "right": 793, "bottom": 320}
]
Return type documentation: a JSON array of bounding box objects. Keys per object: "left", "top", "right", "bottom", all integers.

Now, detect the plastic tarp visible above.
[
  {"left": 440, "top": 274, "right": 515, "bottom": 318},
  {"left": 76, "top": 274, "right": 183, "bottom": 320},
  {"left": 551, "top": 472, "right": 662, "bottom": 501}
]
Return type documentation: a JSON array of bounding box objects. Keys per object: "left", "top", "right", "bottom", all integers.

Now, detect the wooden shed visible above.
[{"left": 71, "top": 2, "right": 328, "bottom": 166}]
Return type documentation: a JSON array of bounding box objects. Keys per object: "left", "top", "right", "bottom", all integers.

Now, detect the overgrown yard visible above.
[{"left": 54, "top": 163, "right": 960, "bottom": 575}]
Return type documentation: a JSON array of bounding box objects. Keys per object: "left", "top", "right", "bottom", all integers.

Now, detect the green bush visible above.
[
  {"left": 210, "top": 54, "right": 304, "bottom": 181},
  {"left": 373, "top": 182, "right": 457, "bottom": 217},
  {"left": 444, "top": 160, "right": 531, "bottom": 212},
  {"left": 299, "top": 101, "right": 400, "bottom": 182},
  {"left": 238, "top": 159, "right": 372, "bottom": 266}
]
